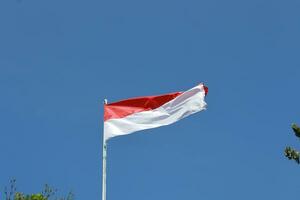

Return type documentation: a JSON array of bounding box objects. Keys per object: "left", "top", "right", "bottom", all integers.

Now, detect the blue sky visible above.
[{"left": 1, "top": 0, "right": 300, "bottom": 199}]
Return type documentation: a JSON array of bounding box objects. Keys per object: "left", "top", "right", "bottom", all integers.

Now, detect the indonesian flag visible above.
[{"left": 104, "top": 84, "right": 208, "bottom": 141}]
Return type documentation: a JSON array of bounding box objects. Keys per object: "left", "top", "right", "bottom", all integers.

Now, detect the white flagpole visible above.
[
  {"left": 102, "top": 99, "right": 108, "bottom": 200},
  {"left": 102, "top": 138, "right": 107, "bottom": 200}
]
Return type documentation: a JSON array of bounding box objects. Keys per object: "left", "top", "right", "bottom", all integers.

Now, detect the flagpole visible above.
[
  {"left": 102, "top": 99, "right": 108, "bottom": 200},
  {"left": 102, "top": 138, "right": 107, "bottom": 200}
]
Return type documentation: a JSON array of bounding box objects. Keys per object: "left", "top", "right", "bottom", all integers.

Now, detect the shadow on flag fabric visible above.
[{"left": 103, "top": 83, "right": 208, "bottom": 141}]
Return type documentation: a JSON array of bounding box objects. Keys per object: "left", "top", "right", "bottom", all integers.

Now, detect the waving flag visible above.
[{"left": 103, "top": 83, "right": 208, "bottom": 141}]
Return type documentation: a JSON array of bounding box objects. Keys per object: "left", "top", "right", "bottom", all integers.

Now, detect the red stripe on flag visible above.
[
  {"left": 104, "top": 84, "right": 208, "bottom": 121},
  {"left": 204, "top": 86, "right": 208, "bottom": 96},
  {"left": 104, "top": 92, "right": 182, "bottom": 121}
]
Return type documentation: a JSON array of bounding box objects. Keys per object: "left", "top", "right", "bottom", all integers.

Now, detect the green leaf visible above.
[{"left": 292, "top": 123, "right": 300, "bottom": 138}]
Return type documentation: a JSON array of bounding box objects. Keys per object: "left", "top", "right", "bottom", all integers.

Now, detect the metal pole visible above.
[
  {"left": 102, "top": 138, "right": 107, "bottom": 200},
  {"left": 102, "top": 99, "right": 108, "bottom": 200}
]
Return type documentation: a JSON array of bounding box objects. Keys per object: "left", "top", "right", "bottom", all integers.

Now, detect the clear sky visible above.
[{"left": 1, "top": 0, "right": 300, "bottom": 199}]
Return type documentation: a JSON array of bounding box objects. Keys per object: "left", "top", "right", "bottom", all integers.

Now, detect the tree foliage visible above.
[
  {"left": 4, "top": 179, "right": 73, "bottom": 200},
  {"left": 284, "top": 123, "right": 300, "bottom": 164}
]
